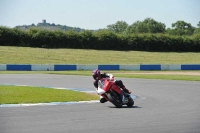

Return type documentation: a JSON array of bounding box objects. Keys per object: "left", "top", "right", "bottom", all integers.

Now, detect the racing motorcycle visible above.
[{"left": 97, "top": 78, "right": 134, "bottom": 108}]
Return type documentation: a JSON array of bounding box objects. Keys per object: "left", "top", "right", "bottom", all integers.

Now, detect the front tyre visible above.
[
  {"left": 126, "top": 97, "right": 134, "bottom": 107},
  {"left": 107, "top": 91, "right": 123, "bottom": 108}
]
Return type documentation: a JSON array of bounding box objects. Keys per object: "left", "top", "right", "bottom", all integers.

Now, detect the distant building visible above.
[
  {"left": 37, "top": 19, "right": 48, "bottom": 26},
  {"left": 42, "top": 19, "right": 46, "bottom": 23}
]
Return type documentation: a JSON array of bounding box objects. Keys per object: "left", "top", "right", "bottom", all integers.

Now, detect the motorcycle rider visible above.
[{"left": 92, "top": 69, "right": 131, "bottom": 103}]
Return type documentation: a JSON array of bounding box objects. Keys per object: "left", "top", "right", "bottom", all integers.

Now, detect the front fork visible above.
[{"left": 121, "top": 91, "right": 129, "bottom": 104}]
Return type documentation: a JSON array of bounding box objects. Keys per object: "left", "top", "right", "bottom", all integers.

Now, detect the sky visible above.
[{"left": 0, "top": 0, "right": 200, "bottom": 30}]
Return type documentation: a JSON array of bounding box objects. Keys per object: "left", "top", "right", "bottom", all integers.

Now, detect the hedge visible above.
[{"left": 0, "top": 27, "right": 200, "bottom": 52}]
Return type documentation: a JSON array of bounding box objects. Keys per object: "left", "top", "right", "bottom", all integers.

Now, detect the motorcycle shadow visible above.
[{"left": 108, "top": 105, "right": 142, "bottom": 109}]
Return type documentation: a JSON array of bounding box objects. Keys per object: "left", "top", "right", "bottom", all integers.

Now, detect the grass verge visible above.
[
  {"left": 116, "top": 74, "right": 200, "bottom": 81},
  {"left": 1, "top": 46, "right": 200, "bottom": 64},
  {"left": 0, "top": 85, "right": 99, "bottom": 104},
  {"left": 0, "top": 70, "right": 200, "bottom": 81}
]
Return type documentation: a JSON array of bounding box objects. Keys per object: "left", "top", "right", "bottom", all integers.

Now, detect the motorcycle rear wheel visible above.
[{"left": 107, "top": 91, "right": 123, "bottom": 108}]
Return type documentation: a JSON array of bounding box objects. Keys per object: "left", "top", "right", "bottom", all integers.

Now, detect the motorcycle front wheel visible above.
[{"left": 126, "top": 96, "right": 134, "bottom": 107}]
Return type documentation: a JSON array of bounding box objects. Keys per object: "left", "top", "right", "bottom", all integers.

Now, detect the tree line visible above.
[
  {"left": 15, "top": 18, "right": 200, "bottom": 36},
  {"left": 107, "top": 18, "right": 200, "bottom": 36},
  {"left": 0, "top": 18, "right": 200, "bottom": 52}
]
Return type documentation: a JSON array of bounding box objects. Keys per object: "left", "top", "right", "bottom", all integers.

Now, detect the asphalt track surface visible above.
[{"left": 0, "top": 74, "right": 200, "bottom": 133}]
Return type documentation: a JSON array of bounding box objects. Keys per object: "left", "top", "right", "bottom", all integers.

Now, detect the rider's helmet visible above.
[{"left": 92, "top": 69, "right": 101, "bottom": 80}]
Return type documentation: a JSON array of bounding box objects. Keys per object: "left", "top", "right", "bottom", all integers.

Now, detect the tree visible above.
[
  {"left": 139, "top": 18, "right": 166, "bottom": 33},
  {"left": 194, "top": 21, "right": 200, "bottom": 34},
  {"left": 126, "top": 21, "right": 141, "bottom": 34},
  {"left": 172, "top": 20, "right": 192, "bottom": 29},
  {"left": 169, "top": 20, "right": 195, "bottom": 35},
  {"left": 126, "top": 18, "right": 166, "bottom": 34},
  {"left": 197, "top": 21, "right": 200, "bottom": 28},
  {"left": 107, "top": 21, "right": 128, "bottom": 34}
]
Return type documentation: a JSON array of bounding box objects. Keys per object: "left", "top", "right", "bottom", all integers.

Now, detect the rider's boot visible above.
[
  {"left": 122, "top": 86, "right": 131, "bottom": 94},
  {"left": 99, "top": 96, "right": 107, "bottom": 103}
]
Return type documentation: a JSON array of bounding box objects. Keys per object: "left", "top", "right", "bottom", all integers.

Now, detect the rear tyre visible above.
[{"left": 107, "top": 91, "right": 123, "bottom": 108}]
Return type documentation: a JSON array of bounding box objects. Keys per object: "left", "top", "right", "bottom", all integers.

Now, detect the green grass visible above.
[
  {"left": 0, "top": 85, "right": 99, "bottom": 104},
  {"left": 0, "top": 46, "right": 200, "bottom": 64},
  {"left": 117, "top": 74, "right": 200, "bottom": 81},
  {"left": 0, "top": 70, "right": 199, "bottom": 81}
]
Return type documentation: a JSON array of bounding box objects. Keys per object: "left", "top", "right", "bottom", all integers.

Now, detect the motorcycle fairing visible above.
[
  {"left": 98, "top": 78, "right": 123, "bottom": 102},
  {"left": 103, "top": 79, "right": 122, "bottom": 94},
  {"left": 97, "top": 87, "right": 106, "bottom": 95}
]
